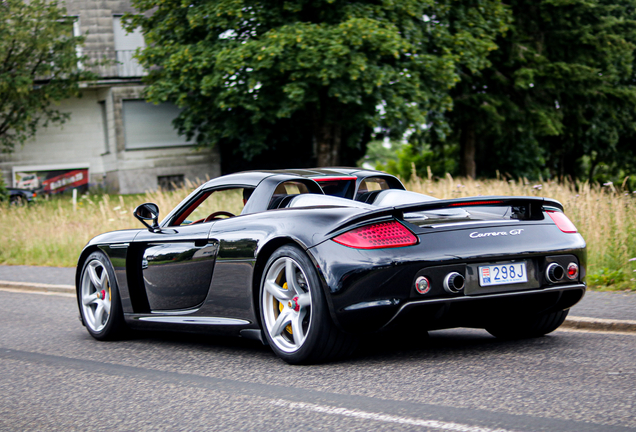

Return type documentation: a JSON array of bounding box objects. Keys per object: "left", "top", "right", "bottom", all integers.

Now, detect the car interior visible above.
[
  {"left": 171, "top": 187, "right": 251, "bottom": 226},
  {"left": 268, "top": 181, "right": 313, "bottom": 209},
  {"left": 354, "top": 177, "right": 391, "bottom": 203}
]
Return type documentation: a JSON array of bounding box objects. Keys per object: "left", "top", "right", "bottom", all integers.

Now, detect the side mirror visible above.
[{"left": 134, "top": 203, "right": 160, "bottom": 232}]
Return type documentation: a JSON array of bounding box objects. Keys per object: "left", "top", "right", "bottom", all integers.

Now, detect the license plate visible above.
[{"left": 479, "top": 262, "right": 528, "bottom": 287}]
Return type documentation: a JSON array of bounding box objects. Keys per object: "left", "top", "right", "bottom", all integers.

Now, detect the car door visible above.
[
  {"left": 134, "top": 223, "right": 219, "bottom": 311},
  {"left": 194, "top": 218, "right": 261, "bottom": 321}
]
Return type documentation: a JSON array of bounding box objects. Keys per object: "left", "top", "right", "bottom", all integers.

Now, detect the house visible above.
[{"left": 0, "top": 0, "right": 220, "bottom": 194}]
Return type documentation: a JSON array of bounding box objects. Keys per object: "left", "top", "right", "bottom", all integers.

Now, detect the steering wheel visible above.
[{"left": 204, "top": 211, "right": 236, "bottom": 223}]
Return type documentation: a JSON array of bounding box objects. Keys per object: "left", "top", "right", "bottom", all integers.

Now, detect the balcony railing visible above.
[{"left": 83, "top": 50, "right": 146, "bottom": 78}]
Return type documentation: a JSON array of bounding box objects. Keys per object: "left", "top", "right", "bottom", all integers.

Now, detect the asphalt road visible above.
[{"left": 1, "top": 290, "right": 635, "bottom": 432}]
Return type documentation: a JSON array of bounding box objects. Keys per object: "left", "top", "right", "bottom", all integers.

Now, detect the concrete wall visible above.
[{"left": 0, "top": 90, "right": 107, "bottom": 186}]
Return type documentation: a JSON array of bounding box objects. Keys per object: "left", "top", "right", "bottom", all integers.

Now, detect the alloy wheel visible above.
[
  {"left": 80, "top": 259, "right": 112, "bottom": 332},
  {"left": 262, "top": 257, "right": 312, "bottom": 353}
]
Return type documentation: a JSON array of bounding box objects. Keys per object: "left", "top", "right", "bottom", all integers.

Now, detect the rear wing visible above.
[{"left": 328, "top": 196, "right": 564, "bottom": 236}]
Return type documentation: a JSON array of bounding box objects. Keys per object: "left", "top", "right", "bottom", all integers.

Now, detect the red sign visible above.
[{"left": 42, "top": 169, "right": 89, "bottom": 194}]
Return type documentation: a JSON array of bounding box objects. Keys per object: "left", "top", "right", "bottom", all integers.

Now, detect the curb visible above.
[
  {"left": 563, "top": 316, "right": 636, "bottom": 333},
  {"left": 1, "top": 281, "right": 635, "bottom": 333},
  {"left": 0, "top": 280, "right": 75, "bottom": 295}
]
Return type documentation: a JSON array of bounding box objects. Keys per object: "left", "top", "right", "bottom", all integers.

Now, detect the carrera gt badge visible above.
[{"left": 470, "top": 229, "right": 524, "bottom": 239}]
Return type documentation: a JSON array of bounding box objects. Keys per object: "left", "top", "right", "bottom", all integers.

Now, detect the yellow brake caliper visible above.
[{"left": 278, "top": 282, "right": 293, "bottom": 334}]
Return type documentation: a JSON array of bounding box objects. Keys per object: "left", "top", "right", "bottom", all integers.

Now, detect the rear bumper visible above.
[
  {"left": 334, "top": 283, "right": 585, "bottom": 334},
  {"left": 382, "top": 283, "right": 585, "bottom": 332}
]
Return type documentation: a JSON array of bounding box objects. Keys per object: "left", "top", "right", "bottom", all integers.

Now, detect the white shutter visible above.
[
  {"left": 113, "top": 16, "right": 145, "bottom": 51},
  {"left": 123, "top": 100, "right": 194, "bottom": 149}
]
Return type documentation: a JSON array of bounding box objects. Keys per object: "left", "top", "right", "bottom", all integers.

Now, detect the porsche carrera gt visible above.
[{"left": 76, "top": 169, "right": 586, "bottom": 364}]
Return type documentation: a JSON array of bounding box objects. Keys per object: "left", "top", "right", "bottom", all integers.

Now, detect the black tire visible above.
[
  {"left": 486, "top": 309, "right": 569, "bottom": 340},
  {"left": 259, "top": 245, "right": 357, "bottom": 364},
  {"left": 78, "top": 251, "right": 127, "bottom": 340},
  {"left": 9, "top": 195, "right": 23, "bottom": 206}
]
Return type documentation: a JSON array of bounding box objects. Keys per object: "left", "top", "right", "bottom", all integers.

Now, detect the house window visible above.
[
  {"left": 72, "top": 18, "right": 82, "bottom": 60},
  {"left": 99, "top": 101, "right": 109, "bottom": 154},
  {"left": 122, "top": 100, "right": 194, "bottom": 149},
  {"left": 113, "top": 16, "right": 145, "bottom": 76}
]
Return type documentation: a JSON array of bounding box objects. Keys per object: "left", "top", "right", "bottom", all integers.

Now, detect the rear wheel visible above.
[
  {"left": 79, "top": 251, "right": 126, "bottom": 340},
  {"left": 486, "top": 309, "right": 569, "bottom": 339},
  {"left": 9, "top": 195, "right": 24, "bottom": 206},
  {"left": 259, "top": 245, "right": 356, "bottom": 364}
]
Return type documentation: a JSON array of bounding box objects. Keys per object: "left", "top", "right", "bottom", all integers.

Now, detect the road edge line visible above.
[
  {"left": 0, "top": 280, "right": 74, "bottom": 294},
  {"left": 563, "top": 316, "right": 636, "bottom": 333}
]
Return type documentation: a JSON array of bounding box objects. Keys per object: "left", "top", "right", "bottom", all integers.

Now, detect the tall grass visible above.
[{"left": 0, "top": 175, "right": 633, "bottom": 290}]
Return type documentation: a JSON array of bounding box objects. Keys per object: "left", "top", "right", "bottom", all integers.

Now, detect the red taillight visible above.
[
  {"left": 333, "top": 220, "right": 418, "bottom": 249},
  {"left": 547, "top": 210, "right": 577, "bottom": 233}
]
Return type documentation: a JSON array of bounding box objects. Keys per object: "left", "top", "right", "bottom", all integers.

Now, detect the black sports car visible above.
[{"left": 76, "top": 169, "right": 586, "bottom": 364}]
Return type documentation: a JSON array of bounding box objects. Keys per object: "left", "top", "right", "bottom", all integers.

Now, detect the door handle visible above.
[{"left": 194, "top": 239, "right": 207, "bottom": 247}]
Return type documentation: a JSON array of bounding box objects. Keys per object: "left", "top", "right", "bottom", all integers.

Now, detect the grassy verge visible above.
[{"left": 0, "top": 176, "right": 633, "bottom": 291}]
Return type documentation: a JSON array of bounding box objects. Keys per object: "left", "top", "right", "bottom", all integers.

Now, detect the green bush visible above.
[
  {"left": 0, "top": 176, "right": 8, "bottom": 202},
  {"left": 359, "top": 140, "right": 458, "bottom": 181},
  {"left": 587, "top": 268, "right": 630, "bottom": 291}
]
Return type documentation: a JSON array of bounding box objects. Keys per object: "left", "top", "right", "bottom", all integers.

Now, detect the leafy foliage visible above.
[
  {"left": 588, "top": 268, "right": 631, "bottom": 291},
  {"left": 0, "top": 0, "right": 93, "bottom": 152},
  {"left": 127, "top": 0, "right": 510, "bottom": 169},
  {"left": 0, "top": 175, "right": 8, "bottom": 203},
  {"left": 438, "top": 0, "right": 636, "bottom": 181},
  {"left": 361, "top": 139, "right": 456, "bottom": 180}
]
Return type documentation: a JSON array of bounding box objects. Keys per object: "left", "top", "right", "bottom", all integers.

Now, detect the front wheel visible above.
[
  {"left": 486, "top": 309, "right": 569, "bottom": 340},
  {"left": 78, "top": 251, "right": 126, "bottom": 340},
  {"left": 259, "top": 245, "right": 356, "bottom": 364}
]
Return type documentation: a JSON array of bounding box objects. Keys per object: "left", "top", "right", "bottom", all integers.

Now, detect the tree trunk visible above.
[
  {"left": 460, "top": 123, "right": 477, "bottom": 178},
  {"left": 313, "top": 121, "right": 342, "bottom": 167},
  {"left": 558, "top": 141, "right": 578, "bottom": 181},
  {"left": 588, "top": 155, "right": 599, "bottom": 183}
]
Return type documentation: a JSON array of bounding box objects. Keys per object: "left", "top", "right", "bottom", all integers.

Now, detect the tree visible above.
[
  {"left": 0, "top": 0, "right": 91, "bottom": 153},
  {"left": 127, "top": 0, "right": 510, "bottom": 169},
  {"left": 443, "top": 0, "right": 636, "bottom": 180}
]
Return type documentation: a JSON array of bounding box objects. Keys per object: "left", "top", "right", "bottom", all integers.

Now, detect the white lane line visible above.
[{"left": 272, "top": 399, "right": 519, "bottom": 432}]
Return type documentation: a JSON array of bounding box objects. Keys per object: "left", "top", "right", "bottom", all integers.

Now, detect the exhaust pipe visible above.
[
  {"left": 546, "top": 263, "right": 565, "bottom": 283},
  {"left": 444, "top": 272, "right": 465, "bottom": 294}
]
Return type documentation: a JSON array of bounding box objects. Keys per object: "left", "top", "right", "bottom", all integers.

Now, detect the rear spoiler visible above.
[{"left": 328, "top": 196, "right": 564, "bottom": 236}]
